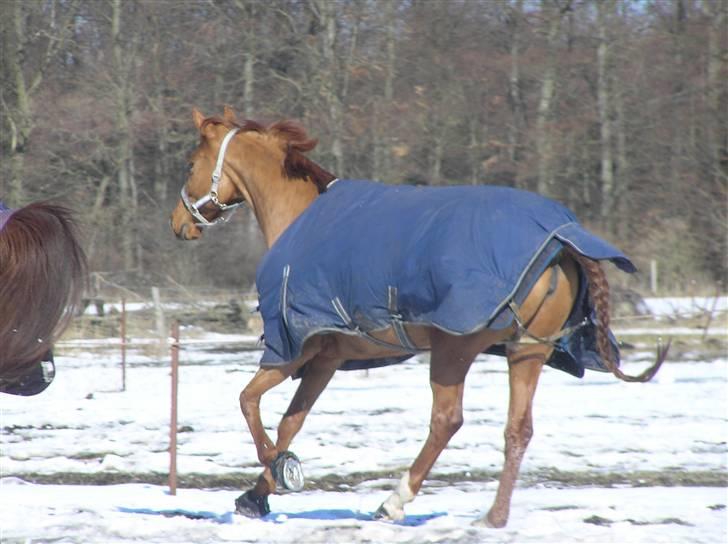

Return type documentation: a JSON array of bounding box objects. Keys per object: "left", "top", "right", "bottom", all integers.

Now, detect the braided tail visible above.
[{"left": 570, "top": 250, "right": 670, "bottom": 383}]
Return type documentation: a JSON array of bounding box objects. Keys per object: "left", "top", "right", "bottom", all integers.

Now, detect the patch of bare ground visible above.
[{"left": 7, "top": 468, "right": 726, "bottom": 490}]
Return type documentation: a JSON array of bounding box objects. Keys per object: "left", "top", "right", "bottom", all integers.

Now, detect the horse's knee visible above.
[
  {"left": 239, "top": 388, "right": 257, "bottom": 418},
  {"left": 431, "top": 407, "right": 464, "bottom": 439}
]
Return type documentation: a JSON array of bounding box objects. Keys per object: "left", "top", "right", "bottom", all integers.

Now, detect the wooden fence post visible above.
[
  {"left": 121, "top": 297, "right": 126, "bottom": 392},
  {"left": 169, "top": 321, "right": 179, "bottom": 496},
  {"left": 152, "top": 286, "right": 166, "bottom": 356}
]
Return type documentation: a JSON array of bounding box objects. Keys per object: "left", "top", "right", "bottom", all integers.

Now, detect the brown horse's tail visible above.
[{"left": 569, "top": 250, "right": 670, "bottom": 383}]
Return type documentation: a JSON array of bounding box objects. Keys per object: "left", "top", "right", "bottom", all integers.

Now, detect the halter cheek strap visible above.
[
  {"left": 0, "top": 203, "right": 17, "bottom": 232},
  {"left": 211, "top": 127, "right": 240, "bottom": 194},
  {"left": 180, "top": 127, "right": 246, "bottom": 227}
]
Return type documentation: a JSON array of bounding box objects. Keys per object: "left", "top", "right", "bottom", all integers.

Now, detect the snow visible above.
[
  {"left": 1, "top": 481, "right": 725, "bottom": 543},
  {"left": 642, "top": 296, "right": 727, "bottom": 318},
  {"left": 1, "top": 319, "right": 727, "bottom": 543}
]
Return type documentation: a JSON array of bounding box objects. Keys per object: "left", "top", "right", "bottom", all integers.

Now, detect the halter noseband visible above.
[{"left": 180, "top": 127, "right": 246, "bottom": 227}]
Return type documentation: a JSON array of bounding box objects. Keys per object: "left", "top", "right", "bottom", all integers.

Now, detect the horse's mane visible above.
[
  {"left": 0, "top": 203, "right": 87, "bottom": 377},
  {"left": 201, "top": 117, "right": 337, "bottom": 194}
]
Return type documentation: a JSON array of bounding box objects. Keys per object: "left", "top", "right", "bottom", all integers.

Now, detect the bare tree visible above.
[
  {"left": 535, "top": 0, "right": 570, "bottom": 197},
  {"left": 596, "top": 0, "right": 615, "bottom": 231},
  {"left": 0, "top": 0, "right": 79, "bottom": 202}
]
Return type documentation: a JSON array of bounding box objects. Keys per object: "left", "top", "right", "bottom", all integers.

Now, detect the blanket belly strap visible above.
[
  {"left": 331, "top": 296, "right": 426, "bottom": 354},
  {"left": 388, "top": 286, "right": 419, "bottom": 351}
]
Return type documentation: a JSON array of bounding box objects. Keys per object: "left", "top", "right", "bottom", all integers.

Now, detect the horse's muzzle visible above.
[
  {"left": 170, "top": 209, "right": 202, "bottom": 241},
  {"left": 0, "top": 352, "right": 55, "bottom": 396}
]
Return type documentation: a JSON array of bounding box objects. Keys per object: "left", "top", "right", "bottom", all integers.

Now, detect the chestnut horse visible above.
[
  {"left": 171, "top": 107, "right": 667, "bottom": 528},
  {"left": 0, "top": 202, "right": 87, "bottom": 396}
]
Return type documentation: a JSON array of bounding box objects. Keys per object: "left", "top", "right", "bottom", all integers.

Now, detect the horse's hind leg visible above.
[
  {"left": 476, "top": 258, "right": 579, "bottom": 528},
  {"left": 375, "top": 327, "right": 508, "bottom": 521},
  {"left": 476, "top": 345, "right": 547, "bottom": 528}
]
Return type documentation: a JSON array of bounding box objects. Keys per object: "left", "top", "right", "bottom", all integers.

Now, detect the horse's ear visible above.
[
  {"left": 192, "top": 108, "right": 206, "bottom": 131},
  {"left": 223, "top": 105, "right": 237, "bottom": 124}
]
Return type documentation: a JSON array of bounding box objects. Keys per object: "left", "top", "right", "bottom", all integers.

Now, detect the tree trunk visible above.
[
  {"left": 0, "top": 0, "right": 77, "bottom": 202},
  {"left": 150, "top": 31, "right": 170, "bottom": 203},
  {"left": 111, "top": 0, "right": 138, "bottom": 272},
  {"left": 469, "top": 115, "right": 480, "bottom": 185},
  {"left": 2, "top": 1, "right": 35, "bottom": 202},
  {"left": 596, "top": 0, "right": 615, "bottom": 231},
  {"left": 614, "top": 80, "right": 630, "bottom": 240},
  {"left": 668, "top": 0, "right": 687, "bottom": 212},
  {"left": 238, "top": 0, "right": 257, "bottom": 118},
  {"left": 373, "top": 0, "right": 397, "bottom": 182},
  {"left": 706, "top": 0, "right": 727, "bottom": 181},
  {"left": 507, "top": 0, "right": 527, "bottom": 187},
  {"left": 316, "top": 0, "right": 345, "bottom": 174},
  {"left": 535, "top": 0, "right": 568, "bottom": 197},
  {"left": 430, "top": 116, "right": 444, "bottom": 185}
]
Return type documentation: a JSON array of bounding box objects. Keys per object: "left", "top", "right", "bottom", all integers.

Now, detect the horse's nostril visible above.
[{"left": 178, "top": 222, "right": 189, "bottom": 240}]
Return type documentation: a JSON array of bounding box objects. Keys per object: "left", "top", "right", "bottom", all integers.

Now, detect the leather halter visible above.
[{"left": 180, "top": 127, "right": 246, "bottom": 227}]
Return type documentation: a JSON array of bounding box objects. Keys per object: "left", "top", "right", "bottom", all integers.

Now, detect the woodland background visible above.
[{"left": 1, "top": 0, "right": 726, "bottom": 295}]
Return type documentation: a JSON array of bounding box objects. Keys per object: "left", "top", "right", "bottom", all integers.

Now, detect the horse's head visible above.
[
  {"left": 171, "top": 106, "right": 249, "bottom": 241},
  {"left": 171, "top": 107, "right": 337, "bottom": 243}
]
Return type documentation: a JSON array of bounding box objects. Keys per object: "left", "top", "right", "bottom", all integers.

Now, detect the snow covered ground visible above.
[
  {"left": 642, "top": 295, "right": 727, "bottom": 319},
  {"left": 1, "top": 315, "right": 727, "bottom": 543},
  {"left": 1, "top": 480, "right": 725, "bottom": 543}
]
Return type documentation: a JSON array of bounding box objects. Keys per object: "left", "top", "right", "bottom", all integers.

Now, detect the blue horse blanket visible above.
[{"left": 256, "top": 180, "right": 635, "bottom": 378}]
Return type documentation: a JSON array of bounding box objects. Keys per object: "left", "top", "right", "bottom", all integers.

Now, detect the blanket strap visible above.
[
  {"left": 508, "top": 299, "right": 588, "bottom": 346},
  {"left": 331, "top": 296, "right": 425, "bottom": 354},
  {"left": 507, "top": 265, "right": 588, "bottom": 347},
  {"left": 388, "top": 287, "right": 419, "bottom": 352}
]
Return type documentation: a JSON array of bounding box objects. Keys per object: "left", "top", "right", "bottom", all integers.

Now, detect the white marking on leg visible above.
[{"left": 379, "top": 471, "right": 415, "bottom": 520}]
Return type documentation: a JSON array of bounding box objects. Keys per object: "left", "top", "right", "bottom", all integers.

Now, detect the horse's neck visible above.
[
  {"left": 227, "top": 136, "right": 320, "bottom": 247},
  {"left": 248, "top": 175, "right": 319, "bottom": 248}
]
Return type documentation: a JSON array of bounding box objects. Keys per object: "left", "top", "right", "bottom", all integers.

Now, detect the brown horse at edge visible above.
[
  {"left": 0, "top": 203, "right": 86, "bottom": 396},
  {"left": 170, "top": 107, "right": 668, "bottom": 528}
]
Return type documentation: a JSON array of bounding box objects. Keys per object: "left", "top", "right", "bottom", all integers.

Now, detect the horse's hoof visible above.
[
  {"left": 271, "top": 451, "right": 304, "bottom": 492},
  {"left": 373, "top": 502, "right": 405, "bottom": 522},
  {"left": 473, "top": 511, "right": 506, "bottom": 528},
  {"left": 235, "top": 490, "right": 270, "bottom": 518},
  {"left": 472, "top": 517, "right": 493, "bottom": 528}
]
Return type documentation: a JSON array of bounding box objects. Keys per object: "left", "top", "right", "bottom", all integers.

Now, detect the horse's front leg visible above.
[
  {"left": 235, "top": 365, "right": 296, "bottom": 517},
  {"left": 275, "top": 355, "right": 341, "bottom": 454},
  {"left": 236, "top": 347, "right": 339, "bottom": 517},
  {"left": 235, "top": 343, "right": 318, "bottom": 516}
]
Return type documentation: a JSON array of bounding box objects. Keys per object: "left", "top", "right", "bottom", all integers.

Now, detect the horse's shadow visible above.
[
  {"left": 118, "top": 506, "right": 445, "bottom": 526},
  {"left": 264, "top": 509, "right": 447, "bottom": 526},
  {"left": 118, "top": 507, "right": 235, "bottom": 524}
]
